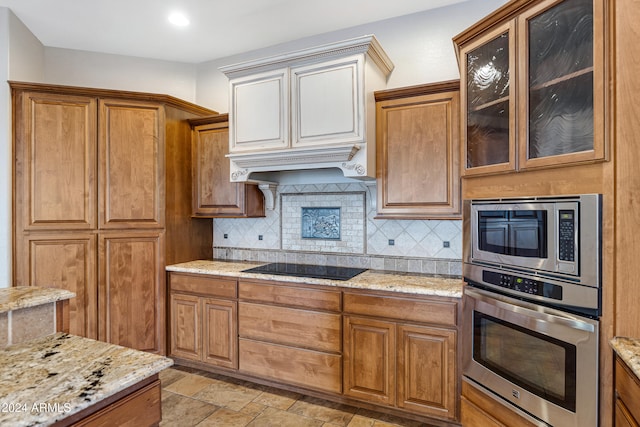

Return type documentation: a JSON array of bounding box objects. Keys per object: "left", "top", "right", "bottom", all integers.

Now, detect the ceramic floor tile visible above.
[
  {"left": 159, "top": 367, "right": 188, "bottom": 388},
  {"left": 288, "top": 396, "right": 358, "bottom": 426},
  {"left": 164, "top": 372, "right": 217, "bottom": 397},
  {"left": 247, "top": 406, "right": 324, "bottom": 427},
  {"left": 160, "top": 391, "right": 218, "bottom": 426},
  {"left": 252, "top": 388, "right": 301, "bottom": 410},
  {"left": 239, "top": 401, "right": 267, "bottom": 417},
  {"left": 195, "top": 408, "right": 256, "bottom": 426},
  {"left": 193, "top": 380, "right": 262, "bottom": 411},
  {"left": 346, "top": 415, "right": 376, "bottom": 427},
  {"left": 355, "top": 409, "right": 427, "bottom": 427}
]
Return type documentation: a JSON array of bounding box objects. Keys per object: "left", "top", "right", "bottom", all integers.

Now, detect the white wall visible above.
[
  {"left": 0, "top": 9, "right": 10, "bottom": 288},
  {"left": 0, "top": 8, "right": 46, "bottom": 288},
  {"left": 195, "top": 0, "right": 507, "bottom": 112},
  {"left": 44, "top": 48, "right": 198, "bottom": 102}
]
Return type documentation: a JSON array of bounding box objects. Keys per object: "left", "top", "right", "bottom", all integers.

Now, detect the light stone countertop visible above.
[
  {"left": 0, "top": 287, "right": 76, "bottom": 314},
  {"left": 611, "top": 337, "right": 640, "bottom": 380},
  {"left": 0, "top": 332, "right": 173, "bottom": 426},
  {"left": 166, "top": 260, "right": 464, "bottom": 298}
]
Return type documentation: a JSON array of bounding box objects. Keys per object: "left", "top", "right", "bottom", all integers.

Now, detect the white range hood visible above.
[{"left": 220, "top": 35, "right": 394, "bottom": 183}]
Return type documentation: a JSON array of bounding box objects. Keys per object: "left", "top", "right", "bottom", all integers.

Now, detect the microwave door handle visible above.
[{"left": 466, "top": 287, "right": 596, "bottom": 333}]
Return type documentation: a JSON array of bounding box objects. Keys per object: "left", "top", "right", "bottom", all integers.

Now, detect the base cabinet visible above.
[
  {"left": 343, "top": 292, "right": 458, "bottom": 421},
  {"left": 615, "top": 356, "right": 640, "bottom": 426},
  {"left": 169, "top": 273, "right": 238, "bottom": 370},
  {"left": 168, "top": 275, "right": 461, "bottom": 424}
]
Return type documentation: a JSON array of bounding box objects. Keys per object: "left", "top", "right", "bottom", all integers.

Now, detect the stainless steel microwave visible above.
[{"left": 463, "top": 194, "right": 602, "bottom": 315}]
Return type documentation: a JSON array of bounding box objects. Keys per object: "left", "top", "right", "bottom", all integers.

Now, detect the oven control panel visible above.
[{"left": 482, "top": 270, "right": 563, "bottom": 300}]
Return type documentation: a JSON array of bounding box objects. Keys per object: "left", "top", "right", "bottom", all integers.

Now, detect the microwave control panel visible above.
[
  {"left": 558, "top": 210, "right": 576, "bottom": 262},
  {"left": 482, "top": 270, "right": 563, "bottom": 300}
]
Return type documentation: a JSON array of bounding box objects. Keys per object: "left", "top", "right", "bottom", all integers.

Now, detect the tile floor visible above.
[{"left": 159, "top": 366, "right": 436, "bottom": 427}]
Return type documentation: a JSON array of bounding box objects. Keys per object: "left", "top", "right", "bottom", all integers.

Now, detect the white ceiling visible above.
[{"left": 0, "top": 0, "right": 468, "bottom": 63}]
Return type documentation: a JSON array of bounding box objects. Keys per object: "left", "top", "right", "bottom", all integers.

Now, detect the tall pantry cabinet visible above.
[{"left": 11, "top": 82, "right": 215, "bottom": 354}]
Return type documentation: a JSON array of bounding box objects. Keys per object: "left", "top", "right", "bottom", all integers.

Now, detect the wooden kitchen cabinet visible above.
[
  {"left": 228, "top": 68, "right": 289, "bottom": 153},
  {"left": 169, "top": 273, "right": 238, "bottom": 370},
  {"left": 98, "top": 99, "right": 164, "bottom": 229},
  {"left": 238, "top": 279, "right": 342, "bottom": 394},
  {"left": 343, "top": 291, "right": 458, "bottom": 421},
  {"left": 454, "top": 0, "right": 608, "bottom": 176},
  {"left": 615, "top": 356, "right": 640, "bottom": 426},
  {"left": 189, "top": 114, "right": 264, "bottom": 218},
  {"left": 12, "top": 82, "right": 214, "bottom": 353},
  {"left": 375, "top": 81, "right": 461, "bottom": 219},
  {"left": 20, "top": 232, "right": 98, "bottom": 338}
]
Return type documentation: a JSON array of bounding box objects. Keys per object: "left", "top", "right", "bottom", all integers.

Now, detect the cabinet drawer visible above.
[
  {"left": 170, "top": 273, "right": 237, "bottom": 298},
  {"left": 616, "top": 357, "right": 640, "bottom": 423},
  {"left": 238, "top": 302, "right": 341, "bottom": 352},
  {"left": 343, "top": 292, "right": 457, "bottom": 327},
  {"left": 238, "top": 280, "right": 341, "bottom": 312},
  {"left": 239, "top": 338, "right": 342, "bottom": 394}
]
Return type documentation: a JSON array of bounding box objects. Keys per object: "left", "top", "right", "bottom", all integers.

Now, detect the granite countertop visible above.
[
  {"left": 0, "top": 287, "right": 76, "bottom": 314},
  {"left": 611, "top": 337, "right": 640, "bottom": 379},
  {"left": 167, "top": 260, "right": 464, "bottom": 298},
  {"left": 0, "top": 332, "right": 173, "bottom": 426}
]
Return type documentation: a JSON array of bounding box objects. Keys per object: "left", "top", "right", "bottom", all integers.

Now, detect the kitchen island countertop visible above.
[
  {"left": 0, "top": 332, "right": 172, "bottom": 426},
  {"left": 611, "top": 336, "right": 640, "bottom": 380},
  {"left": 0, "top": 287, "right": 75, "bottom": 314},
  {"left": 167, "top": 260, "right": 464, "bottom": 298}
]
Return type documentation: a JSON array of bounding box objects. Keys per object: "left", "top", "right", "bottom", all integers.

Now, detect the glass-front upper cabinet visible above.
[
  {"left": 460, "top": 22, "right": 516, "bottom": 176},
  {"left": 455, "top": 0, "right": 607, "bottom": 176}
]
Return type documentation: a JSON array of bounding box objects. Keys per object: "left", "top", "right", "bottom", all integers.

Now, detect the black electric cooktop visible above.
[{"left": 242, "top": 263, "right": 367, "bottom": 281}]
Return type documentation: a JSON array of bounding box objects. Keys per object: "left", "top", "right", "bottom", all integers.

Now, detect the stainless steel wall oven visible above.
[{"left": 463, "top": 194, "right": 602, "bottom": 427}]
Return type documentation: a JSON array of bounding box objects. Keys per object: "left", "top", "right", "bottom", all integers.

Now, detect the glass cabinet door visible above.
[
  {"left": 519, "top": 0, "right": 605, "bottom": 168},
  {"left": 462, "top": 22, "right": 516, "bottom": 175}
]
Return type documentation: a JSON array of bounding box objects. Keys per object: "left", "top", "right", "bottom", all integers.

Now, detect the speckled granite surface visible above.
[
  {"left": 0, "top": 287, "right": 75, "bottom": 314},
  {"left": 0, "top": 333, "right": 172, "bottom": 426},
  {"left": 166, "top": 260, "right": 464, "bottom": 298},
  {"left": 612, "top": 337, "right": 640, "bottom": 379}
]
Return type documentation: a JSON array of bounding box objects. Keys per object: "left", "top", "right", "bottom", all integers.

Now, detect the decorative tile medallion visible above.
[{"left": 301, "top": 207, "right": 341, "bottom": 240}]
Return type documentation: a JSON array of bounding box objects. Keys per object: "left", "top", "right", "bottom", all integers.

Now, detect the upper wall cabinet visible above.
[
  {"left": 454, "top": 0, "right": 609, "bottom": 176},
  {"left": 220, "top": 35, "right": 394, "bottom": 182},
  {"left": 375, "top": 81, "right": 461, "bottom": 219}
]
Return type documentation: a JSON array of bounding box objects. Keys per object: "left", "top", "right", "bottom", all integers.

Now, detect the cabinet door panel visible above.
[
  {"left": 460, "top": 21, "right": 517, "bottom": 176},
  {"left": 203, "top": 298, "right": 238, "bottom": 369},
  {"left": 192, "top": 121, "right": 264, "bottom": 217},
  {"left": 170, "top": 294, "right": 200, "bottom": 361},
  {"left": 23, "top": 233, "right": 97, "bottom": 338},
  {"left": 99, "top": 100, "right": 164, "bottom": 228},
  {"left": 397, "top": 324, "right": 457, "bottom": 419},
  {"left": 343, "top": 316, "right": 395, "bottom": 405},
  {"left": 99, "top": 232, "right": 164, "bottom": 353},
  {"left": 291, "top": 56, "right": 362, "bottom": 147},
  {"left": 518, "top": 0, "right": 606, "bottom": 169},
  {"left": 230, "top": 69, "right": 289, "bottom": 152},
  {"left": 18, "top": 92, "right": 97, "bottom": 230},
  {"left": 376, "top": 85, "right": 461, "bottom": 218}
]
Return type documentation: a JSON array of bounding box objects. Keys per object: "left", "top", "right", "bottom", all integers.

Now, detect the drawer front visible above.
[
  {"left": 238, "top": 302, "right": 341, "bottom": 352},
  {"left": 343, "top": 292, "right": 457, "bottom": 326},
  {"left": 170, "top": 273, "right": 237, "bottom": 298},
  {"left": 239, "top": 338, "right": 342, "bottom": 394},
  {"left": 239, "top": 280, "right": 341, "bottom": 312},
  {"left": 616, "top": 357, "right": 640, "bottom": 424}
]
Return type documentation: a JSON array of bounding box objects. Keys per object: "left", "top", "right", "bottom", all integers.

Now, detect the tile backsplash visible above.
[{"left": 213, "top": 182, "right": 462, "bottom": 276}]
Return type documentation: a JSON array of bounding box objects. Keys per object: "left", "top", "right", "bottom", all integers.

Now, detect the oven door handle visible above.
[{"left": 465, "top": 287, "right": 597, "bottom": 333}]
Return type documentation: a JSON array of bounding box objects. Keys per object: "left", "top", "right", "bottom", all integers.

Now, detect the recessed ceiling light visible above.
[{"left": 168, "top": 12, "right": 190, "bottom": 27}]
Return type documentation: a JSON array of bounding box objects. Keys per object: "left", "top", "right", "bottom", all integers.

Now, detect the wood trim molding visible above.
[
  {"left": 8, "top": 81, "right": 217, "bottom": 116},
  {"left": 188, "top": 113, "right": 229, "bottom": 127},
  {"left": 374, "top": 80, "right": 460, "bottom": 102}
]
